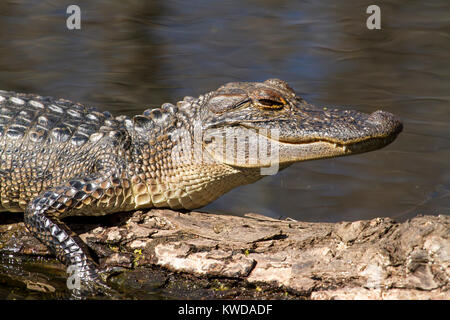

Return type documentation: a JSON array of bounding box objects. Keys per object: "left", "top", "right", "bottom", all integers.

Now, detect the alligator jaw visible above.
[
  {"left": 203, "top": 110, "right": 402, "bottom": 168},
  {"left": 204, "top": 129, "right": 402, "bottom": 168},
  {"left": 262, "top": 109, "right": 403, "bottom": 164},
  {"left": 273, "top": 132, "right": 402, "bottom": 164}
]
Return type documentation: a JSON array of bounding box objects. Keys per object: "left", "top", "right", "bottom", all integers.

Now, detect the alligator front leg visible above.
[
  {"left": 25, "top": 200, "right": 100, "bottom": 292},
  {"left": 23, "top": 172, "right": 129, "bottom": 296}
]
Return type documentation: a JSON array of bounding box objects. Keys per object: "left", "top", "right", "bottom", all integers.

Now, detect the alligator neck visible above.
[{"left": 121, "top": 97, "right": 260, "bottom": 210}]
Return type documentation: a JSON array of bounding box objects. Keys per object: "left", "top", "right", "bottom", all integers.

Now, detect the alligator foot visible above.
[{"left": 67, "top": 265, "right": 126, "bottom": 299}]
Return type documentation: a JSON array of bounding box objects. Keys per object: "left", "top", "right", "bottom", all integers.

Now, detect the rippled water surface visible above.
[{"left": 0, "top": 0, "right": 448, "bottom": 225}]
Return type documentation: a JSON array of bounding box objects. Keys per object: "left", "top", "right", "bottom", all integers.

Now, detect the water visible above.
[{"left": 0, "top": 0, "right": 448, "bottom": 224}]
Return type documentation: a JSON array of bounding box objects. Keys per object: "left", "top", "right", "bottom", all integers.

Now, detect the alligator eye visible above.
[
  {"left": 256, "top": 98, "right": 286, "bottom": 110},
  {"left": 250, "top": 88, "right": 287, "bottom": 110}
]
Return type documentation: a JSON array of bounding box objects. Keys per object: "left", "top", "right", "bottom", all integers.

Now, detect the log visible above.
[{"left": 0, "top": 209, "right": 448, "bottom": 299}]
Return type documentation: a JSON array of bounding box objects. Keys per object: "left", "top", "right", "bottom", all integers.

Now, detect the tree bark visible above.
[{"left": 0, "top": 209, "right": 448, "bottom": 299}]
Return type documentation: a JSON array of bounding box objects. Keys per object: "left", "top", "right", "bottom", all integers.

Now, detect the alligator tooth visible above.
[
  {"left": 343, "top": 145, "right": 348, "bottom": 152},
  {"left": 333, "top": 143, "right": 338, "bottom": 148}
]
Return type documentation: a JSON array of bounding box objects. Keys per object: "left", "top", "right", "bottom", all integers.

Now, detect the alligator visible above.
[{"left": 0, "top": 79, "right": 402, "bottom": 295}]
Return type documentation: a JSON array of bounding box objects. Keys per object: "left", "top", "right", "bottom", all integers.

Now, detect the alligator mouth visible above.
[
  {"left": 203, "top": 109, "right": 402, "bottom": 168},
  {"left": 274, "top": 130, "right": 402, "bottom": 154},
  {"left": 203, "top": 127, "right": 402, "bottom": 168}
]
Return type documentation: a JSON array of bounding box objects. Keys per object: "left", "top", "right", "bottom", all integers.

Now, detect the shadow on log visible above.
[{"left": 0, "top": 209, "right": 448, "bottom": 299}]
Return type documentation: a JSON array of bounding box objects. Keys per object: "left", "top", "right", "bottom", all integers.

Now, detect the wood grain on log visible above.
[{"left": 0, "top": 210, "right": 448, "bottom": 299}]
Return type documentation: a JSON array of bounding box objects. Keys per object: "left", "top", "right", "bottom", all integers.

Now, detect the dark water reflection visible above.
[{"left": 0, "top": 0, "right": 448, "bottom": 224}]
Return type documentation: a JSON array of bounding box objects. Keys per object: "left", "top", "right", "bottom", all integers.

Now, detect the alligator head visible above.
[
  {"left": 130, "top": 78, "right": 402, "bottom": 209},
  {"left": 197, "top": 78, "right": 402, "bottom": 170}
]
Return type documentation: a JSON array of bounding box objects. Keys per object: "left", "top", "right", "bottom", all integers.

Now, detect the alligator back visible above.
[{"left": 0, "top": 91, "right": 123, "bottom": 212}]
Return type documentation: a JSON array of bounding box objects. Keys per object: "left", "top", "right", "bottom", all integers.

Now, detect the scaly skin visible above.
[{"left": 0, "top": 79, "right": 402, "bottom": 294}]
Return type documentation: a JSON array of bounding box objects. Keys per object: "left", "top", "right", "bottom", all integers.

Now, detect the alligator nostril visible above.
[{"left": 368, "top": 110, "right": 392, "bottom": 124}]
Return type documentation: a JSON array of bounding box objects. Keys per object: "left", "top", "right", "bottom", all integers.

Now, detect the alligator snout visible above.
[
  {"left": 366, "top": 110, "right": 403, "bottom": 137},
  {"left": 271, "top": 105, "right": 403, "bottom": 146}
]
